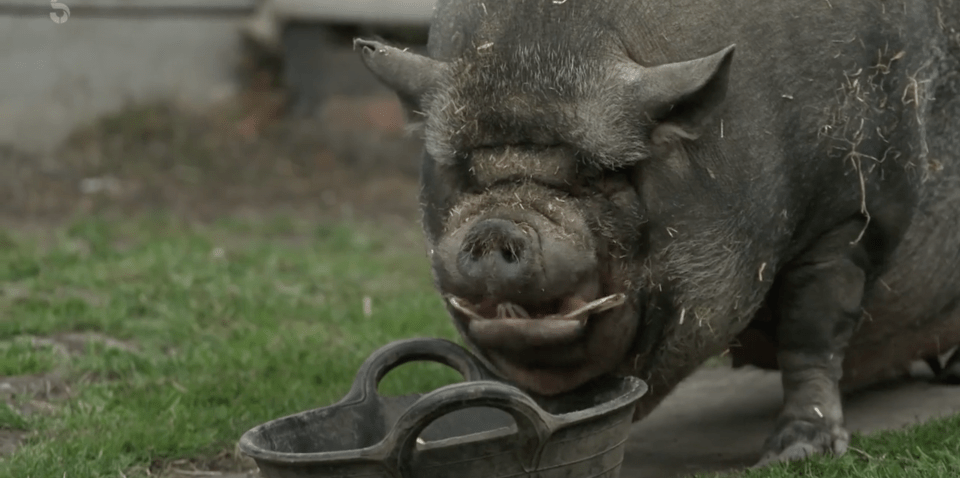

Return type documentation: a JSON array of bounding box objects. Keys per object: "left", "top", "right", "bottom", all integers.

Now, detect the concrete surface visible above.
[
  {"left": 621, "top": 366, "right": 960, "bottom": 477},
  {"left": 0, "top": 14, "right": 242, "bottom": 154}
]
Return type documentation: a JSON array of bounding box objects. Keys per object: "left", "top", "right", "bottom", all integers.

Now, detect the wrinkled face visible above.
[
  {"left": 428, "top": 144, "right": 647, "bottom": 395},
  {"left": 356, "top": 37, "right": 736, "bottom": 395}
]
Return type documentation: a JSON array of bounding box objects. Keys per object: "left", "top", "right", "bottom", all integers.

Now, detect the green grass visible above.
[
  {"left": 0, "top": 215, "right": 462, "bottom": 477},
  {"left": 0, "top": 337, "right": 60, "bottom": 377},
  {"left": 0, "top": 215, "right": 957, "bottom": 478},
  {"left": 714, "top": 413, "right": 960, "bottom": 478}
]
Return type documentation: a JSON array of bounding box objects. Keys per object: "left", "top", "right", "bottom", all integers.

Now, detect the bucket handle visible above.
[
  {"left": 351, "top": 338, "right": 495, "bottom": 400},
  {"left": 387, "top": 380, "right": 552, "bottom": 478}
]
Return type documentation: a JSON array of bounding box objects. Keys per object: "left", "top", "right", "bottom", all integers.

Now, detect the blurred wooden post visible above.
[{"left": 254, "top": 0, "right": 434, "bottom": 117}]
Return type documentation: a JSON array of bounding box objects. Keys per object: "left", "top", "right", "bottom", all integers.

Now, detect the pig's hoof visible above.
[{"left": 753, "top": 419, "right": 849, "bottom": 467}]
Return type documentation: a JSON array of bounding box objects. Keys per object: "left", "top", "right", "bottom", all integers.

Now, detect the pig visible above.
[{"left": 355, "top": 0, "right": 960, "bottom": 466}]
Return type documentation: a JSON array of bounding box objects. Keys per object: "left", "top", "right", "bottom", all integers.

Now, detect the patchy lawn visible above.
[{"left": 0, "top": 215, "right": 957, "bottom": 478}]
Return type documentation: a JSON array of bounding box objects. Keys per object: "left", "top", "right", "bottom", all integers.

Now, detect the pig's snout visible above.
[
  {"left": 440, "top": 211, "right": 614, "bottom": 349},
  {"left": 436, "top": 208, "right": 635, "bottom": 397},
  {"left": 456, "top": 218, "right": 537, "bottom": 299}
]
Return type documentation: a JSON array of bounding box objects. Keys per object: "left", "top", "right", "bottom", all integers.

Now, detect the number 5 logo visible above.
[{"left": 50, "top": 1, "right": 70, "bottom": 24}]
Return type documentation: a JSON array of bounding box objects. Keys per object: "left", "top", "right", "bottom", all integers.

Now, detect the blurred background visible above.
[{"left": 0, "top": 0, "right": 435, "bottom": 229}]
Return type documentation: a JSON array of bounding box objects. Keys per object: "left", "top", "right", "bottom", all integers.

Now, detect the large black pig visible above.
[{"left": 355, "top": 0, "right": 960, "bottom": 465}]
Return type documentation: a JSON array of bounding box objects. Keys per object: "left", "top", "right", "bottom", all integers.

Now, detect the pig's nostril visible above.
[
  {"left": 466, "top": 245, "right": 483, "bottom": 261},
  {"left": 501, "top": 245, "right": 520, "bottom": 264}
]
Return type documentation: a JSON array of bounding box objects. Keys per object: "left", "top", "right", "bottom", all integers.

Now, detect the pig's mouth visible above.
[
  {"left": 447, "top": 292, "right": 626, "bottom": 353},
  {"left": 444, "top": 285, "right": 631, "bottom": 396}
]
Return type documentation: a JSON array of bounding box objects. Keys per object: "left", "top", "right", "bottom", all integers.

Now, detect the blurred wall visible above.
[{"left": 0, "top": 14, "right": 242, "bottom": 153}]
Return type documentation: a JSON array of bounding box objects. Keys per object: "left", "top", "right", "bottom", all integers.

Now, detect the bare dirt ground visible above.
[{"left": 1, "top": 40, "right": 958, "bottom": 478}]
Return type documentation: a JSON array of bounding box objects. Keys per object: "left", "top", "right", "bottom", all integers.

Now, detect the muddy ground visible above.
[{"left": 1, "top": 40, "right": 958, "bottom": 478}]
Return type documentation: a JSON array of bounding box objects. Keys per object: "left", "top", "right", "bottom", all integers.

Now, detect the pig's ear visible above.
[
  {"left": 624, "top": 45, "right": 735, "bottom": 143},
  {"left": 355, "top": 38, "right": 446, "bottom": 111}
]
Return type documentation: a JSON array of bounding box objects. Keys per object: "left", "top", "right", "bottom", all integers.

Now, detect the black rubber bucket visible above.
[{"left": 239, "top": 338, "right": 647, "bottom": 478}]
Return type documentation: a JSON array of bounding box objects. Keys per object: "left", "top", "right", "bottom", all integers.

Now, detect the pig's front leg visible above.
[{"left": 756, "top": 220, "right": 872, "bottom": 465}]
